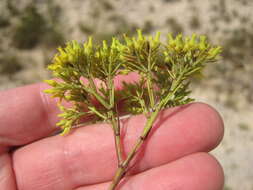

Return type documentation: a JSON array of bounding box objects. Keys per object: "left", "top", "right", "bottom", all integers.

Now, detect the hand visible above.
[{"left": 0, "top": 82, "right": 224, "bottom": 190}]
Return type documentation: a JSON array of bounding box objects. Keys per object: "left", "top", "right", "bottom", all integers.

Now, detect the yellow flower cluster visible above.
[{"left": 44, "top": 30, "right": 222, "bottom": 134}]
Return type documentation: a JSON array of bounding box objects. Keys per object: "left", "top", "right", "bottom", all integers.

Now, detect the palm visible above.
[{"left": 0, "top": 82, "right": 224, "bottom": 190}]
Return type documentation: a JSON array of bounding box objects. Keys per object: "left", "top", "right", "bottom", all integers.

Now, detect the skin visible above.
[{"left": 0, "top": 79, "right": 224, "bottom": 190}]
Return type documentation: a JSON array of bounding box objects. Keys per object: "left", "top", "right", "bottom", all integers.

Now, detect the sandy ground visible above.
[{"left": 193, "top": 87, "right": 253, "bottom": 190}]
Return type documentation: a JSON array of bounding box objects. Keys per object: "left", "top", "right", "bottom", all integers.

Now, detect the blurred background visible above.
[{"left": 0, "top": 0, "right": 252, "bottom": 189}]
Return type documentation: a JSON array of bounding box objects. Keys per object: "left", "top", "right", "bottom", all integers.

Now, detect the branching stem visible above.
[
  {"left": 147, "top": 45, "right": 155, "bottom": 109},
  {"left": 108, "top": 71, "right": 124, "bottom": 165},
  {"left": 108, "top": 74, "right": 185, "bottom": 189},
  {"left": 110, "top": 111, "right": 123, "bottom": 165},
  {"left": 108, "top": 106, "right": 161, "bottom": 190}
]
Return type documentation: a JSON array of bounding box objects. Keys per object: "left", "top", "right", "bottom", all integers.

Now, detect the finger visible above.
[
  {"left": 0, "top": 83, "right": 59, "bottom": 150},
  {"left": 0, "top": 73, "right": 139, "bottom": 149},
  {"left": 78, "top": 152, "right": 224, "bottom": 190},
  {"left": 12, "top": 103, "right": 224, "bottom": 190},
  {"left": 0, "top": 154, "right": 16, "bottom": 190}
]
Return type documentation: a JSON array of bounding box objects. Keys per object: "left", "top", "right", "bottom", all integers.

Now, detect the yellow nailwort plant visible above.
[{"left": 44, "top": 30, "right": 221, "bottom": 190}]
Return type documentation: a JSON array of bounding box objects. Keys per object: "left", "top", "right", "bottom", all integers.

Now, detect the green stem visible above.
[
  {"left": 88, "top": 78, "right": 109, "bottom": 107},
  {"left": 79, "top": 76, "right": 111, "bottom": 109},
  {"left": 108, "top": 107, "right": 161, "bottom": 190},
  {"left": 147, "top": 46, "right": 155, "bottom": 108},
  {"left": 162, "top": 72, "right": 185, "bottom": 107},
  {"left": 108, "top": 75, "right": 186, "bottom": 189},
  {"left": 107, "top": 71, "right": 124, "bottom": 165},
  {"left": 110, "top": 111, "right": 124, "bottom": 165},
  {"left": 87, "top": 106, "right": 107, "bottom": 120},
  {"left": 82, "top": 75, "right": 124, "bottom": 166},
  {"left": 82, "top": 85, "right": 110, "bottom": 109},
  {"left": 108, "top": 76, "right": 114, "bottom": 108},
  {"left": 90, "top": 89, "right": 111, "bottom": 109},
  {"left": 147, "top": 73, "right": 155, "bottom": 108},
  {"left": 88, "top": 77, "right": 98, "bottom": 93}
]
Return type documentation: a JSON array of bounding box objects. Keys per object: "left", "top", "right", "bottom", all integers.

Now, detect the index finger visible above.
[{"left": 0, "top": 83, "right": 59, "bottom": 150}]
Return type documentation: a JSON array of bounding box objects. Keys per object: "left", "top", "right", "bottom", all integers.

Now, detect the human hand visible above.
[{"left": 0, "top": 82, "right": 224, "bottom": 190}]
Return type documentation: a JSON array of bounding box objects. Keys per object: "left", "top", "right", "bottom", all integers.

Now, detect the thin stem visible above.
[
  {"left": 108, "top": 107, "right": 161, "bottom": 190},
  {"left": 147, "top": 73, "right": 155, "bottom": 108},
  {"left": 82, "top": 85, "right": 110, "bottom": 109},
  {"left": 87, "top": 106, "right": 107, "bottom": 120},
  {"left": 108, "top": 165, "right": 125, "bottom": 190},
  {"left": 162, "top": 72, "right": 185, "bottom": 106},
  {"left": 108, "top": 76, "right": 114, "bottom": 108},
  {"left": 107, "top": 69, "right": 124, "bottom": 165},
  {"left": 108, "top": 77, "right": 185, "bottom": 189},
  {"left": 147, "top": 46, "right": 155, "bottom": 108},
  {"left": 82, "top": 74, "right": 124, "bottom": 165},
  {"left": 86, "top": 77, "right": 111, "bottom": 109},
  {"left": 88, "top": 77, "right": 98, "bottom": 93},
  {"left": 110, "top": 111, "right": 124, "bottom": 165},
  {"left": 137, "top": 95, "right": 149, "bottom": 117}
]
